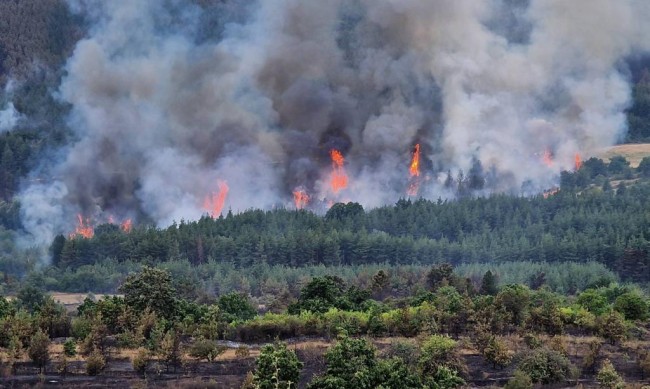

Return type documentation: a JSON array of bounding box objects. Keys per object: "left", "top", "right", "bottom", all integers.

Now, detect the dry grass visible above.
[{"left": 596, "top": 143, "right": 650, "bottom": 167}]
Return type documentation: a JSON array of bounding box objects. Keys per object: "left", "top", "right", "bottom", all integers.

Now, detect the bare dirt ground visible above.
[{"left": 596, "top": 143, "right": 650, "bottom": 167}]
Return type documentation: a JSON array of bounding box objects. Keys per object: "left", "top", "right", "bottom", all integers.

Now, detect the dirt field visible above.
[{"left": 597, "top": 143, "right": 650, "bottom": 167}]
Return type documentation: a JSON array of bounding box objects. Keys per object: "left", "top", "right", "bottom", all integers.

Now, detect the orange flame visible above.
[
  {"left": 121, "top": 219, "right": 132, "bottom": 233},
  {"left": 293, "top": 188, "right": 310, "bottom": 210},
  {"left": 407, "top": 144, "right": 421, "bottom": 196},
  {"left": 574, "top": 153, "right": 582, "bottom": 171},
  {"left": 543, "top": 187, "right": 560, "bottom": 199},
  {"left": 203, "top": 180, "right": 229, "bottom": 217},
  {"left": 73, "top": 214, "right": 94, "bottom": 239},
  {"left": 329, "top": 149, "right": 348, "bottom": 194},
  {"left": 409, "top": 144, "right": 421, "bottom": 177},
  {"left": 542, "top": 149, "right": 554, "bottom": 167}
]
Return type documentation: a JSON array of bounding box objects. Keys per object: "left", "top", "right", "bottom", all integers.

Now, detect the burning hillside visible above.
[{"left": 14, "top": 0, "right": 650, "bottom": 246}]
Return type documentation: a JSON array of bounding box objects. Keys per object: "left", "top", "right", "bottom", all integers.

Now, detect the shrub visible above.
[
  {"left": 236, "top": 345, "right": 250, "bottom": 359},
  {"left": 132, "top": 348, "right": 149, "bottom": 375},
  {"left": 63, "top": 338, "right": 77, "bottom": 357},
  {"left": 27, "top": 329, "right": 50, "bottom": 373},
  {"left": 418, "top": 335, "right": 467, "bottom": 377},
  {"left": 189, "top": 338, "right": 226, "bottom": 362},
  {"left": 597, "top": 359, "right": 625, "bottom": 389},
  {"left": 483, "top": 336, "right": 511, "bottom": 369},
  {"left": 253, "top": 342, "right": 303, "bottom": 389},
  {"left": 518, "top": 348, "right": 575, "bottom": 385},
  {"left": 86, "top": 350, "right": 106, "bottom": 376},
  {"left": 504, "top": 370, "right": 533, "bottom": 389}
]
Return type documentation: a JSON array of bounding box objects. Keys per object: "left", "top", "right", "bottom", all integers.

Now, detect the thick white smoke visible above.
[{"left": 17, "top": 0, "right": 650, "bottom": 246}]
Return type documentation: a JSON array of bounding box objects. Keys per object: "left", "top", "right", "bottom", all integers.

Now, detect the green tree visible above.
[
  {"left": 119, "top": 266, "right": 177, "bottom": 320},
  {"left": 418, "top": 335, "right": 467, "bottom": 378},
  {"left": 596, "top": 359, "right": 625, "bottom": 389},
  {"left": 495, "top": 284, "right": 531, "bottom": 327},
  {"left": 253, "top": 342, "right": 303, "bottom": 389},
  {"left": 27, "top": 329, "right": 50, "bottom": 373},
  {"left": 308, "top": 337, "right": 421, "bottom": 389},
  {"left": 613, "top": 291, "right": 648, "bottom": 320},
  {"left": 217, "top": 292, "right": 257, "bottom": 322},
  {"left": 597, "top": 311, "right": 627, "bottom": 344},
  {"left": 427, "top": 263, "right": 455, "bottom": 291},
  {"left": 518, "top": 348, "right": 574, "bottom": 385},
  {"left": 479, "top": 270, "right": 498, "bottom": 296},
  {"left": 63, "top": 338, "right": 76, "bottom": 357},
  {"left": 483, "top": 336, "right": 511, "bottom": 369}
]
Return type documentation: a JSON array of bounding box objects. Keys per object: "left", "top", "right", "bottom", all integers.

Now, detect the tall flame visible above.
[
  {"left": 73, "top": 214, "right": 94, "bottom": 238},
  {"left": 574, "top": 153, "right": 582, "bottom": 171},
  {"left": 203, "top": 180, "right": 229, "bottom": 217},
  {"left": 409, "top": 144, "right": 421, "bottom": 177},
  {"left": 407, "top": 144, "right": 421, "bottom": 196},
  {"left": 542, "top": 149, "right": 554, "bottom": 167},
  {"left": 329, "top": 149, "right": 348, "bottom": 194},
  {"left": 293, "top": 188, "right": 310, "bottom": 210}
]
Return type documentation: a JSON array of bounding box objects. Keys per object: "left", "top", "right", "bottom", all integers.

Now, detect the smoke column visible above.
[{"left": 18, "top": 0, "right": 650, "bottom": 247}]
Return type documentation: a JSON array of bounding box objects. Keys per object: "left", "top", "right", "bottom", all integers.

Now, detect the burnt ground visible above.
[{"left": 1, "top": 335, "right": 650, "bottom": 388}]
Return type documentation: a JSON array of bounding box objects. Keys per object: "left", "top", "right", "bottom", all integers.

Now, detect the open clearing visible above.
[{"left": 597, "top": 143, "right": 650, "bottom": 167}]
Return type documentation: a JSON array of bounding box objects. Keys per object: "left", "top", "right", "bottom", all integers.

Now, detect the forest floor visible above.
[{"left": 2, "top": 335, "right": 649, "bottom": 388}]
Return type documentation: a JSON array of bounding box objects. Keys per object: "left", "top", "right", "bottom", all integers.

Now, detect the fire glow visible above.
[
  {"left": 293, "top": 188, "right": 310, "bottom": 210},
  {"left": 542, "top": 149, "right": 554, "bottom": 167},
  {"left": 204, "top": 180, "right": 229, "bottom": 217},
  {"left": 407, "top": 144, "right": 421, "bottom": 196},
  {"left": 329, "top": 149, "right": 348, "bottom": 194},
  {"left": 73, "top": 214, "right": 94, "bottom": 239},
  {"left": 575, "top": 153, "right": 582, "bottom": 171}
]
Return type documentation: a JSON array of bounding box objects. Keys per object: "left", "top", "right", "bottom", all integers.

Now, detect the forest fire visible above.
[
  {"left": 407, "top": 144, "right": 421, "bottom": 196},
  {"left": 543, "top": 187, "right": 560, "bottom": 198},
  {"left": 121, "top": 219, "right": 133, "bottom": 233},
  {"left": 575, "top": 153, "right": 582, "bottom": 170},
  {"left": 329, "top": 149, "right": 348, "bottom": 194},
  {"left": 72, "top": 214, "right": 94, "bottom": 238},
  {"left": 542, "top": 149, "right": 554, "bottom": 167},
  {"left": 203, "top": 180, "right": 229, "bottom": 217},
  {"left": 293, "top": 188, "right": 310, "bottom": 210}
]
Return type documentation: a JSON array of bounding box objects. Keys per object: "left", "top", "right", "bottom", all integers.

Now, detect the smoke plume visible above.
[{"left": 18, "top": 0, "right": 650, "bottom": 245}]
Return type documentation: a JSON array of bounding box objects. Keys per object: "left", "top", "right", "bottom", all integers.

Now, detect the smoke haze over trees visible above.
[{"left": 0, "top": 0, "right": 649, "bottom": 247}]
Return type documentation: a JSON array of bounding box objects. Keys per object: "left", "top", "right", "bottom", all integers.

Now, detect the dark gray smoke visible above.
[{"left": 18, "top": 0, "right": 650, "bottom": 248}]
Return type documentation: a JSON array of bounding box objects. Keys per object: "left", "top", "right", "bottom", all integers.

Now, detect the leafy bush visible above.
[
  {"left": 504, "top": 370, "right": 533, "bottom": 389},
  {"left": 63, "top": 338, "right": 76, "bottom": 357},
  {"left": 518, "top": 348, "right": 575, "bottom": 385},
  {"left": 253, "top": 342, "right": 303, "bottom": 389},
  {"left": 86, "top": 350, "right": 106, "bottom": 376},
  {"left": 188, "top": 337, "right": 226, "bottom": 362}
]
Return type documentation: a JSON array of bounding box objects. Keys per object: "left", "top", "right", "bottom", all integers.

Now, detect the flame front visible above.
[
  {"left": 73, "top": 214, "right": 94, "bottom": 238},
  {"left": 407, "top": 144, "right": 421, "bottom": 196},
  {"left": 204, "top": 180, "right": 229, "bottom": 217},
  {"left": 574, "top": 153, "right": 582, "bottom": 171},
  {"left": 329, "top": 149, "right": 348, "bottom": 194},
  {"left": 293, "top": 188, "right": 310, "bottom": 210}
]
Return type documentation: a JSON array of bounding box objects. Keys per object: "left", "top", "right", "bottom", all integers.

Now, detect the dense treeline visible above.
[
  {"left": 0, "top": 266, "right": 648, "bottom": 387},
  {"left": 48, "top": 157, "right": 650, "bottom": 283}
]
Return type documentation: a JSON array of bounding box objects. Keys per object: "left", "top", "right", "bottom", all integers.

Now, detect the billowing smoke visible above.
[
  {"left": 18, "top": 0, "right": 650, "bottom": 245},
  {"left": 0, "top": 82, "right": 22, "bottom": 133}
]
